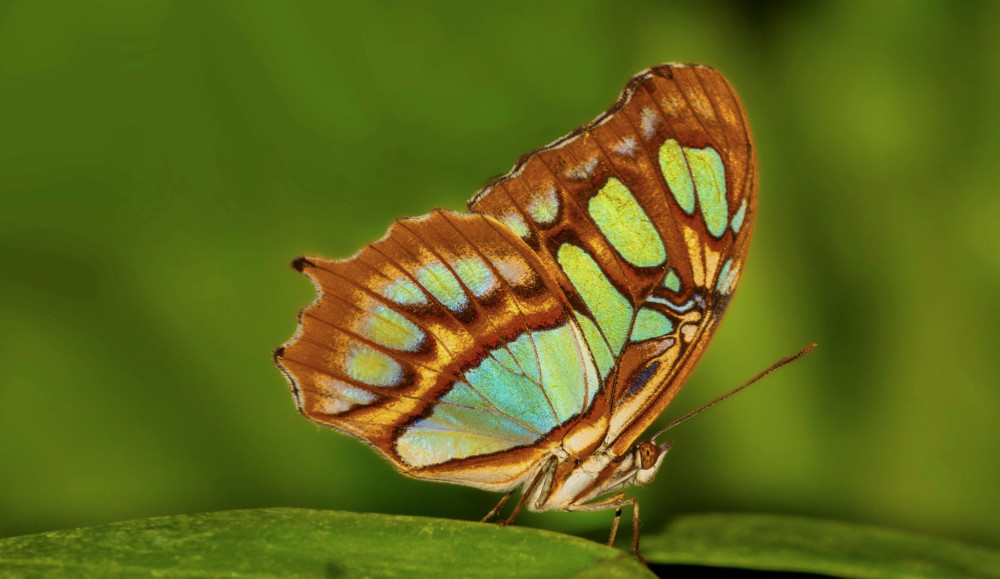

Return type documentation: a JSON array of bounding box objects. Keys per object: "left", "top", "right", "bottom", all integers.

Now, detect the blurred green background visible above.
[{"left": 2, "top": 0, "right": 999, "bottom": 552}]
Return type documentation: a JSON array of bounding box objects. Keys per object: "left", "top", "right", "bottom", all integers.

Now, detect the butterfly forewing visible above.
[{"left": 468, "top": 64, "right": 756, "bottom": 455}]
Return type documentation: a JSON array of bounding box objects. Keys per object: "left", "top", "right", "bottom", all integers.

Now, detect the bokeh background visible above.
[{"left": 2, "top": 0, "right": 999, "bottom": 552}]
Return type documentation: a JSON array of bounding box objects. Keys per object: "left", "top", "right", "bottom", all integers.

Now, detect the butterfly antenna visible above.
[{"left": 651, "top": 343, "right": 817, "bottom": 441}]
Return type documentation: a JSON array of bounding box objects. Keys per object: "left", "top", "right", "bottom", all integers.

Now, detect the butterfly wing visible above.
[
  {"left": 468, "top": 63, "right": 756, "bottom": 457},
  {"left": 276, "top": 63, "right": 755, "bottom": 492},
  {"left": 275, "top": 211, "right": 606, "bottom": 491}
]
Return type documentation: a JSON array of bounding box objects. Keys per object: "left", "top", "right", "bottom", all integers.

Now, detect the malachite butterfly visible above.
[{"left": 274, "top": 63, "right": 756, "bottom": 562}]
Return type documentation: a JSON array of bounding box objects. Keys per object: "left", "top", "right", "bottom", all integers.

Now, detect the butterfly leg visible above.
[
  {"left": 568, "top": 494, "right": 645, "bottom": 566},
  {"left": 608, "top": 505, "right": 622, "bottom": 547},
  {"left": 480, "top": 492, "right": 512, "bottom": 523},
  {"left": 499, "top": 455, "right": 558, "bottom": 527}
]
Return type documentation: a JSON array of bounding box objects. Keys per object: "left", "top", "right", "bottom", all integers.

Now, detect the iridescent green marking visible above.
[
  {"left": 588, "top": 177, "right": 666, "bottom": 267},
  {"left": 394, "top": 321, "right": 605, "bottom": 466},
  {"left": 500, "top": 211, "right": 530, "bottom": 238},
  {"left": 396, "top": 381, "right": 540, "bottom": 465},
  {"left": 630, "top": 308, "right": 674, "bottom": 343},
  {"left": 436, "top": 383, "right": 538, "bottom": 443},
  {"left": 534, "top": 323, "right": 599, "bottom": 423},
  {"left": 453, "top": 257, "right": 495, "bottom": 298},
  {"left": 382, "top": 278, "right": 427, "bottom": 306},
  {"left": 489, "top": 342, "right": 525, "bottom": 378},
  {"left": 344, "top": 343, "right": 402, "bottom": 387},
  {"left": 659, "top": 139, "right": 696, "bottom": 214},
  {"left": 359, "top": 304, "right": 424, "bottom": 352},
  {"left": 396, "top": 429, "right": 519, "bottom": 466},
  {"left": 527, "top": 187, "right": 559, "bottom": 224},
  {"left": 415, "top": 262, "right": 467, "bottom": 312},
  {"left": 663, "top": 269, "right": 681, "bottom": 293},
  {"left": 686, "top": 146, "right": 728, "bottom": 238},
  {"left": 659, "top": 140, "right": 730, "bottom": 237},
  {"left": 575, "top": 313, "right": 614, "bottom": 381},
  {"left": 715, "top": 258, "right": 732, "bottom": 292},
  {"left": 732, "top": 199, "right": 747, "bottom": 234},
  {"left": 556, "top": 243, "right": 632, "bottom": 356},
  {"left": 715, "top": 258, "right": 740, "bottom": 294},
  {"left": 491, "top": 324, "right": 599, "bottom": 420},
  {"left": 497, "top": 331, "right": 541, "bottom": 384},
  {"left": 464, "top": 341, "right": 553, "bottom": 434}
]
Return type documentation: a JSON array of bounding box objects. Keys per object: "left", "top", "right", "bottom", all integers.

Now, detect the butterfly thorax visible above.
[{"left": 527, "top": 436, "right": 672, "bottom": 512}]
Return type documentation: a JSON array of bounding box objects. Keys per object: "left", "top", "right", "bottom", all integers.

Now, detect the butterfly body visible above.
[{"left": 275, "top": 63, "right": 755, "bottom": 555}]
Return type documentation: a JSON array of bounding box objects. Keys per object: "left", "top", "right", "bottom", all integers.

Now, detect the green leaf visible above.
[
  {"left": 0, "top": 508, "right": 650, "bottom": 578},
  {"left": 3, "top": 509, "right": 999, "bottom": 578},
  {"left": 643, "top": 513, "right": 1000, "bottom": 578}
]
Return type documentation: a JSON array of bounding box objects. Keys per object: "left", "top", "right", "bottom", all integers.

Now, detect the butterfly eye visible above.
[{"left": 638, "top": 441, "right": 659, "bottom": 470}]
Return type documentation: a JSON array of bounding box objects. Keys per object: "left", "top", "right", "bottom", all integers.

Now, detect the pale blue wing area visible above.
[
  {"left": 731, "top": 199, "right": 748, "bottom": 234},
  {"left": 630, "top": 307, "right": 674, "bottom": 343},
  {"left": 395, "top": 382, "right": 541, "bottom": 466},
  {"left": 396, "top": 425, "right": 528, "bottom": 467},
  {"left": 438, "top": 380, "right": 539, "bottom": 442},
  {"left": 715, "top": 257, "right": 736, "bottom": 293},
  {"left": 469, "top": 323, "right": 598, "bottom": 428},
  {"left": 533, "top": 322, "right": 600, "bottom": 423},
  {"left": 395, "top": 321, "right": 599, "bottom": 467},
  {"left": 463, "top": 354, "right": 554, "bottom": 432},
  {"left": 416, "top": 385, "right": 540, "bottom": 443},
  {"left": 492, "top": 333, "right": 541, "bottom": 384}
]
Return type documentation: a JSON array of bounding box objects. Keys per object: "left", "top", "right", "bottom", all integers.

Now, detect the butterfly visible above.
[{"left": 273, "top": 63, "right": 756, "bottom": 563}]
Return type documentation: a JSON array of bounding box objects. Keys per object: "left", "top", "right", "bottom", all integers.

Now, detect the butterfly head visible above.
[{"left": 634, "top": 439, "right": 672, "bottom": 485}]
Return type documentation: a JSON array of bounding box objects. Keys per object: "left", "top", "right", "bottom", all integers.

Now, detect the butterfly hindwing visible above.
[{"left": 275, "top": 211, "right": 605, "bottom": 491}]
